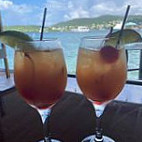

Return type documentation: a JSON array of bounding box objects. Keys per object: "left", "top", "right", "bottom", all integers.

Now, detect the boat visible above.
[
  {"left": 71, "top": 26, "right": 90, "bottom": 32},
  {"left": 113, "top": 22, "right": 123, "bottom": 30}
]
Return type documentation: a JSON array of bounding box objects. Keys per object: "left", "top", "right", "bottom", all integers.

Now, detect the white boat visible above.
[
  {"left": 71, "top": 26, "right": 90, "bottom": 32},
  {"left": 113, "top": 22, "right": 123, "bottom": 30}
]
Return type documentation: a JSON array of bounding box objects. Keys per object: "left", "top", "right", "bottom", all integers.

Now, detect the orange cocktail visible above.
[
  {"left": 77, "top": 36, "right": 127, "bottom": 142},
  {"left": 76, "top": 47, "right": 127, "bottom": 103},
  {"left": 14, "top": 42, "right": 67, "bottom": 109}
]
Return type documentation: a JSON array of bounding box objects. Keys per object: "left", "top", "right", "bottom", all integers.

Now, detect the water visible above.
[{"left": 0, "top": 29, "right": 141, "bottom": 80}]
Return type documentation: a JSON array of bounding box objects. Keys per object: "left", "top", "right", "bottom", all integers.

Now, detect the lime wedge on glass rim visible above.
[
  {"left": 105, "top": 29, "right": 142, "bottom": 47},
  {"left": 100, "top": 29, "right": 142, "bottom": 63},
  {"left": 0, "top": 30, "right": 33, "bottom": 49}
]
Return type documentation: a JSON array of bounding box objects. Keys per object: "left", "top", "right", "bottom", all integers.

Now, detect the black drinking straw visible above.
[
  {"left": 116, "top": 5, "right": 131, "bottom": 48},
  {"left": 40, "top": 8, "right": 47, "bottom": 41}
]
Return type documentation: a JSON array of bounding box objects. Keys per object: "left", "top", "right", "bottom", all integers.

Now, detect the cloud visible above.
[
  {"left": 43, "top": 0, "right": 91, "bottom": 24},
  {"left": 61, "top": 0, "right": 142, "bottom": 22},
  {"left": 65, "top": 7, "right": 90, "bottom": 20},
  {"left": 1, "top": 0, "right": 142, "bottom": 26},
  {"left": 0, "top": 0, "right": 42, "bottom": 25},
  {"left": 124, "top": 0, "right": 142, "bottom": 15},
  {"left": 12, "top": 4, "right": 34, "bottom": 14},
  {"left": 90, "top": 2, "right": 126, "bottom": 17},
  {"left": 42, "top": 0, "right": 142, "bottom": 25},
  {"left": 45, "top": 0, "right": 67, "bottom": 11},
  {"left": 0, "top": 0, "right": 13, "bottom": 9},
  {"left": 0, "top": 0, "right": 37, "bottom": 14}
]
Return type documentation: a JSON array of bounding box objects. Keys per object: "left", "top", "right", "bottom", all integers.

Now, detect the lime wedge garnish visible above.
[
  {"left": 106, "top": 29, "right": 142, "bottom": 46},
  {"left": 0, "top": 30, "right": 33, "bottom": 48}
]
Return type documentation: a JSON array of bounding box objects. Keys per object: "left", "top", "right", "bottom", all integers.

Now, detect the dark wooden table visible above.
[{"left": 0, "top": 87, "right": 142, "bottom": 142}]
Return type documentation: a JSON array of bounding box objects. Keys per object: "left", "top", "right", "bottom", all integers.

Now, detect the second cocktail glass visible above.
[
  {"left": 76, "top": 36, "right": 127, "bottom": 142},
  {"left": 14, "top": 39, "right": 67, "bottom": 142}
]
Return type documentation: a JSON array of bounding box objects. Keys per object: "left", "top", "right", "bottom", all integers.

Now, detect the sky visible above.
[{"left": 0, "top": 0, "right": 142, "bottom": 26}]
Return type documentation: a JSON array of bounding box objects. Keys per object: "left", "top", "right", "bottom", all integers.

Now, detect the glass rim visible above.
[
  {"left": 15, "top": 38, "right": 62, "bottom": 51},
  {"left": 81, "top": 36, "right": 116, "bottom": 41},
  {"left": 17, "top": 38, "right": 59, "bottom": 44}
]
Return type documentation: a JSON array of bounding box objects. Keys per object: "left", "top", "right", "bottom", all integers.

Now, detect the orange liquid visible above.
[
  {"left": 14, "top": 49, "right": 67, "bottom": 109},
  {"left": 76, "top": 48, "right": 127, "bottom": 102}
]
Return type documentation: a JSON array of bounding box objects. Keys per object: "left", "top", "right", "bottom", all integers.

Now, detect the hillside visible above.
[
  {"left": 3, "top": 15, "right": 142, "bottom": 32},
  {"left": 4, "top": 25, "right": 41, "bottom": 32},
  {"left": 53, "top": 15, "right": 142, "bottom": 27}
]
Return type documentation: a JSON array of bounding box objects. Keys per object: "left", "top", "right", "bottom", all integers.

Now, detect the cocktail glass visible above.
[
  {"left": 76, "top": 36, "right": 127, "bottom": 142},
  {"left": 14, "top": 39, "right": 67, "bottom": 142}
]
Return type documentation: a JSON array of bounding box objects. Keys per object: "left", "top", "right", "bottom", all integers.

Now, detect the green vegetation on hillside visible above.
[
  {"left": 53, "top": 15, "right": 142, "bottom": 28},
  {"left": 4, "top": 25, "right": 41, "bottom": 32},
  {"left": 3, "top": 15, "right": 142, "bottom": 32},
  {"left": 54, "top": 15, "right": 122, "bottom": 27}
]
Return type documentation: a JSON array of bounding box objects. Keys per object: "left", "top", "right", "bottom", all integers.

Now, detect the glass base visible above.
[
  {"left": 39, "top": 139, "right": 61, "bottom": 142},
  {"left": 82, "top": 135, "right": 115, "bottom": 142}
]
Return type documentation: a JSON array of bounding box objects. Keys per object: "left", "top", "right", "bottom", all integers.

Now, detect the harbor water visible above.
[{"left": 0, "top": 29, "right": 142, "bottom": 80}]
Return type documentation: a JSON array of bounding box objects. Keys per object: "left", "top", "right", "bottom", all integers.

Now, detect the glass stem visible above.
[
  {"left": 92, "top": 102, "right": 109, "bottom": 142},
  {"left": 95, "top": 117, "right": 103, "bottom": 142},
  {"left": 37, "top": 109, "right": 52, "bottom": 142},
  {"left": 44, "top": 136, "right": 51, "bottom": 142}
]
